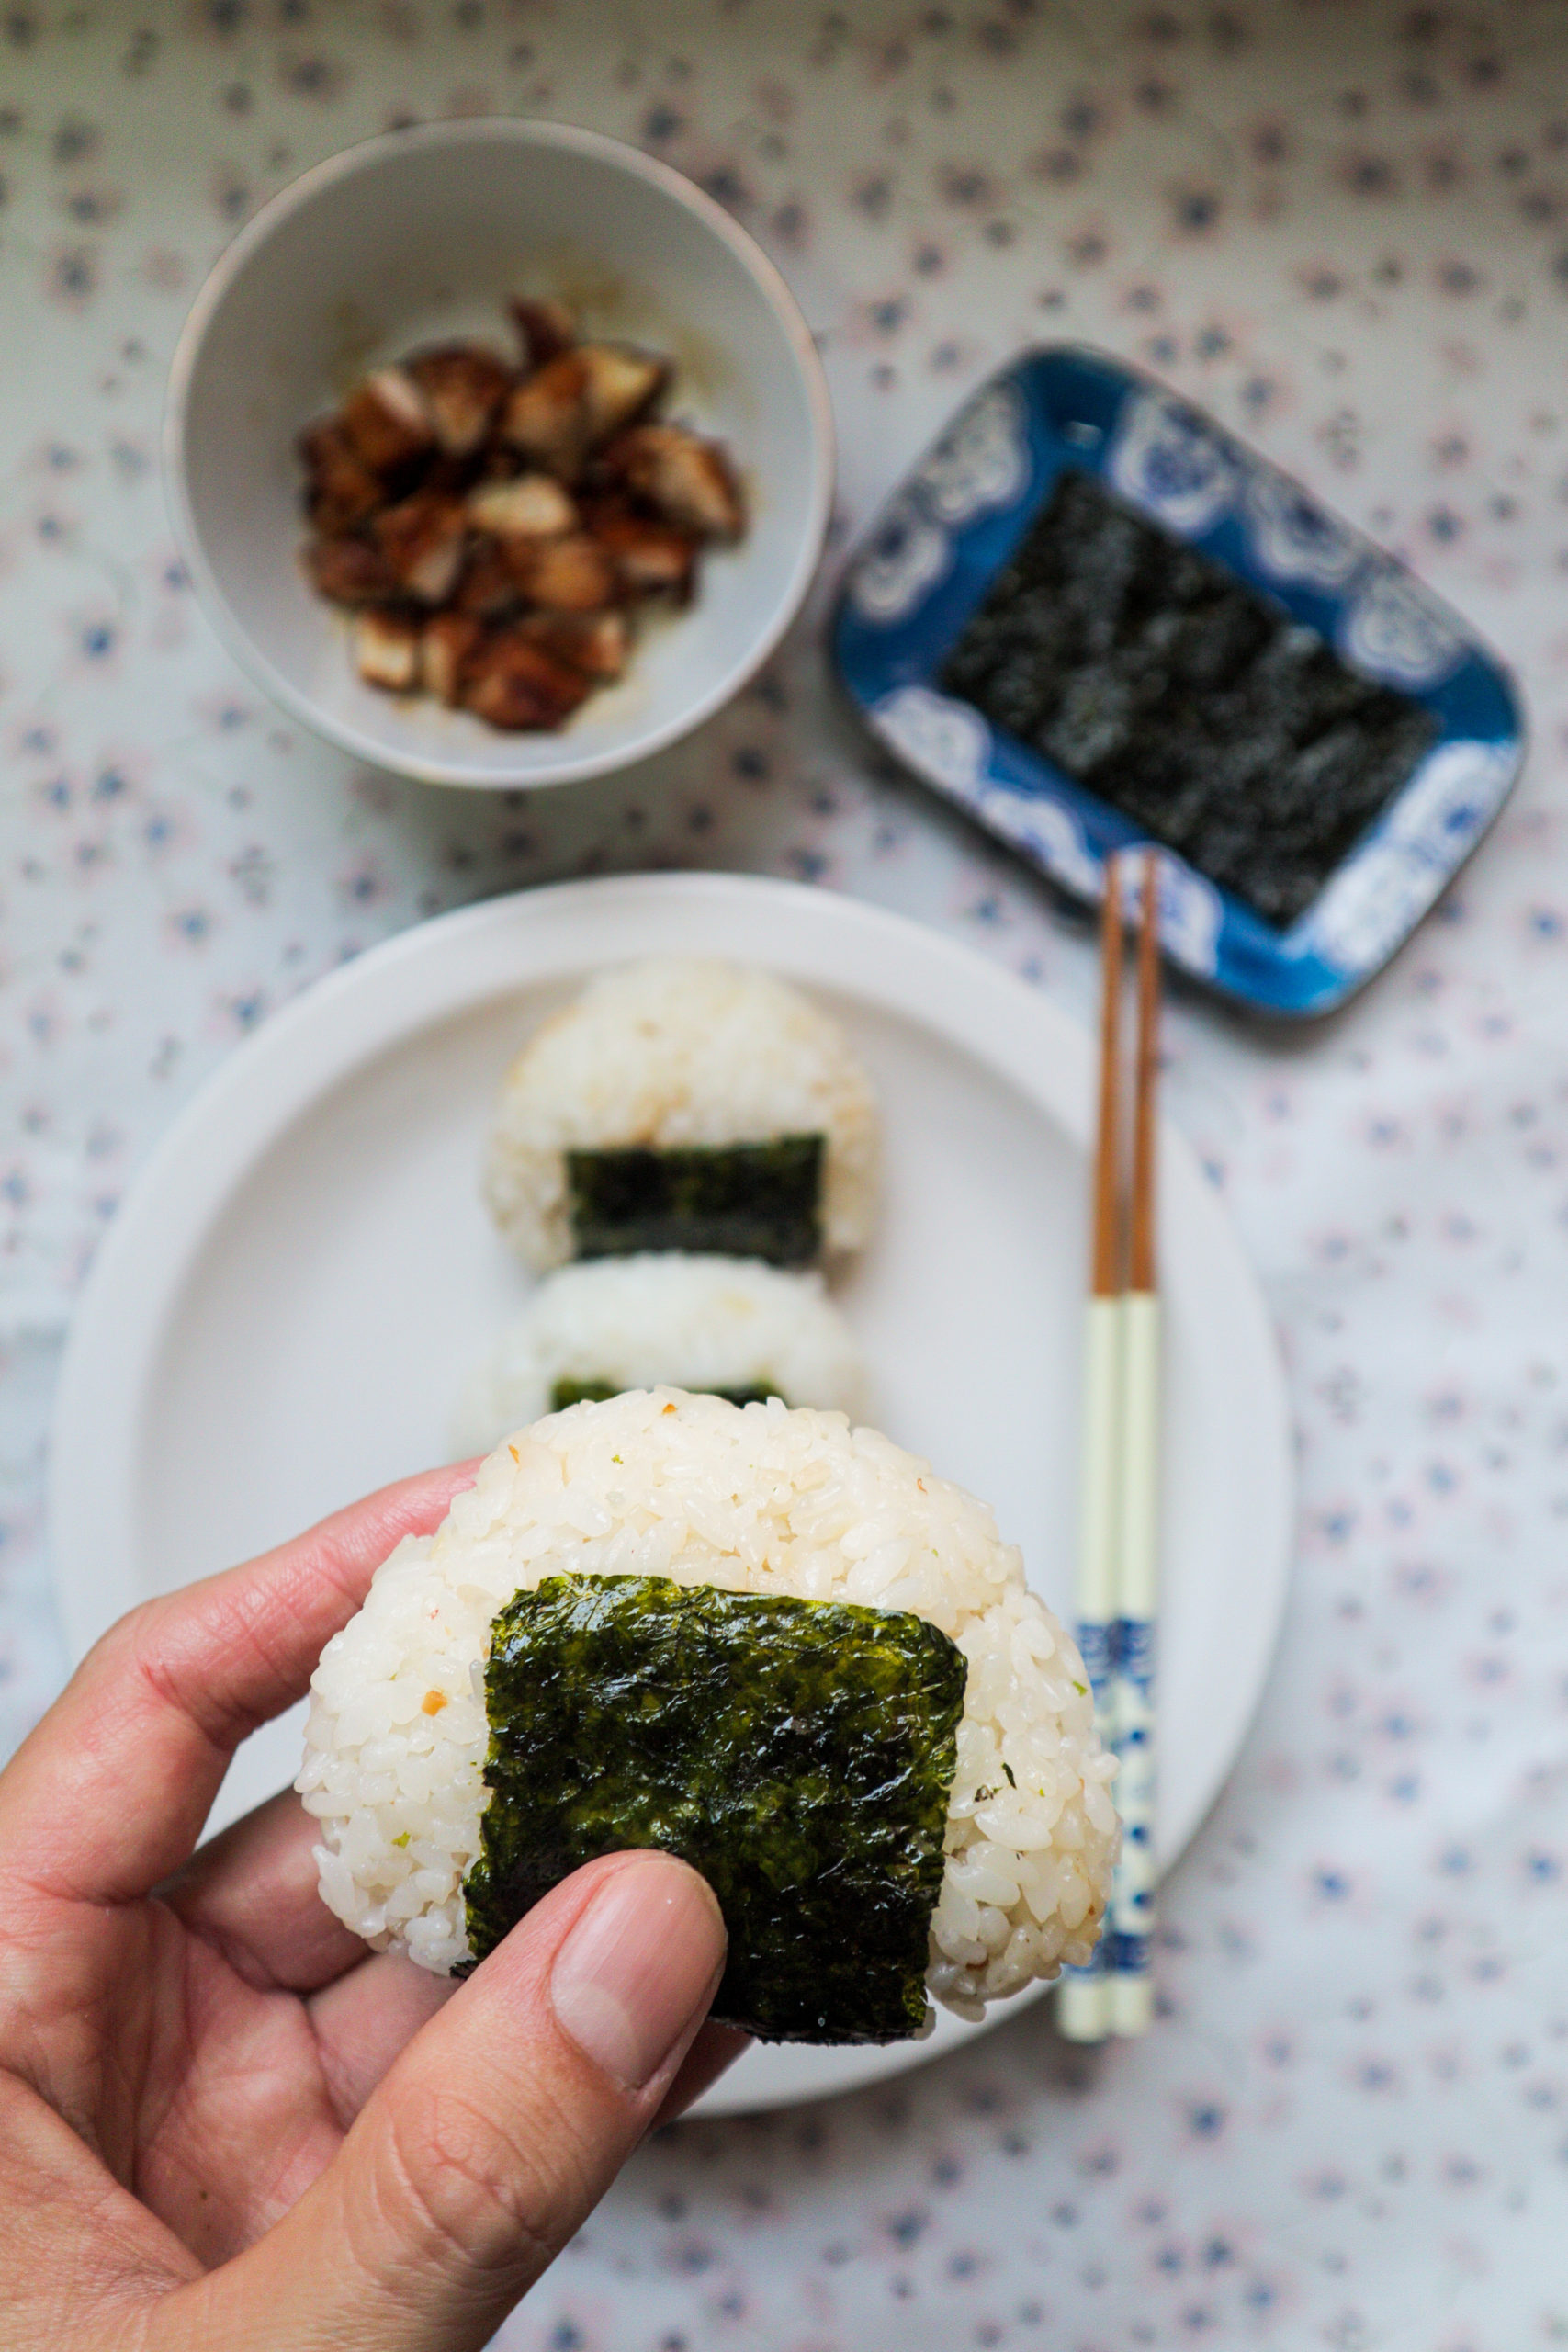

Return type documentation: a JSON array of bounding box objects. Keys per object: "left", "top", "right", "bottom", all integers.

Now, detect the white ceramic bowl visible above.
[{"left": 165, "top": 120, "right": 833, "bottom": 789}]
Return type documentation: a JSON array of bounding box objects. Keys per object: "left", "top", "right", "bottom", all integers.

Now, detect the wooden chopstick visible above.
[
  {"left": 1092, "top": 854, "right": 1125, "bottom": 1303},
  {"left": 1130, "top": 845, "right": 1160, "bottom": 1298},
  {"left": 1056, "top": 858, "right": 1128, "bottom": 2046},
  {"left": 1109, "top": 848, "right": 1162, "bottom": 2036},
  {"left": 1057, "top": 846, "right": 1164, "bottom": 2045}
]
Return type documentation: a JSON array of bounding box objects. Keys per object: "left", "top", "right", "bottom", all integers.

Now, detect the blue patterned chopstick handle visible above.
[
  {"left": 1109, "top": 1613, "right": 1156, "bottom": 1997},
  {"left": 1107, "top": 1286, "right": 1160, "bottom": 2035}
]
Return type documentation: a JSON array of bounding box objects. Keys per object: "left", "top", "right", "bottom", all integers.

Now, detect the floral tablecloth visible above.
[{"left": 5, "top": 5, "right": 1568, "bottom": 2346}]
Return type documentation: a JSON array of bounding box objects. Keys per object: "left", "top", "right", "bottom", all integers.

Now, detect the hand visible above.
[{"left": 0, "top": 1468, "right": 741, "bottom": 2349}]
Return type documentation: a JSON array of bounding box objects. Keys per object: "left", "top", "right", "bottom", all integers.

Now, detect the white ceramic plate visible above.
[{"left": 50, "top": 875, "right": 1292, "bottom": 2116}]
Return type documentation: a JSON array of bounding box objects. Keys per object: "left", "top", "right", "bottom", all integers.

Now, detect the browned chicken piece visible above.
[
  {"left": 498, "top": 353, "right": 589, "bottom": 475},
  {"left": 408, "top": 345, "right": 514, "bottom": 458},
  {"left": 519, "top": 608, "right": 631, "bottom": 680},
  {"left": 420, "top": 611, "right": 486, "bottom": 707},
  {"left": 306, "top": 535, "right": 401, "bottom": 606},
  {"left": 500, "top": 345, "right": 668, "bottom": 479},
  {"left": 577, "top": 344, "right": 670, "bottom": 438},
  {"left": 299, "top": 420, "right": 383, "bottom": 535},
  {"left": 372, "top": 492, "right": 469, "bottom": 605},
  {"left": 587, "top": 504, "right": 698, "bottom": 600},
  {"left": 466, "top": 474, "right": 578, "bottom": 541},
  {"left": 506, "top": 530, "right": 619, "bottom": 611},
  {"left": 603, "top": 422, "right": 745, "bottom": 540},
  {"left": 353, "top": 607, "right": 422, "bottom": 693},
  {"left": 510, "top": 296, "right": 576, "bottom": 372},
  {"left": 339, "top": 368, "right": 437, "bottom": 473},
  {"left": 454, "top": 538, "right": 524, "bottom": 619},
  {"left": 462, "top": 632, "right": 593, "bottom": 729}
]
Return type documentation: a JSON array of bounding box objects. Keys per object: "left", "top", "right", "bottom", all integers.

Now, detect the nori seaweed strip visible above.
[
  {"left": 566, "top": 1136, "right": 824, "bottom": 1266},
  {"left": 940, "top": 469, "right": 1438, "bottom": 929},
  {"left": 548, "top": 1378, "right": 778, "bottom": 1411},
  {"left": 462, "top": 1573, "right": 967, "bottom": 2043}
]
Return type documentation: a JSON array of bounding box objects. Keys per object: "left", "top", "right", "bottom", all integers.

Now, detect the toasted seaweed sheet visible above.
[
  {"left": 462, "top": 1573, "right": 967, "bottom": 2043},
  {"left": 940, "top": 468, "right": 1438, "bottom": 929},
  {"left": 548, "top": 1378, "right": 777, "bottom": 1412},
  {"left": 565, "top": 1136, "right": 824, "bottom": 1266}
]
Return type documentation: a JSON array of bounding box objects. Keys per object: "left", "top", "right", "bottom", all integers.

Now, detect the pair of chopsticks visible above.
[{"left": 1057, "top": 847, "right": 1162, "bottom": 2044}]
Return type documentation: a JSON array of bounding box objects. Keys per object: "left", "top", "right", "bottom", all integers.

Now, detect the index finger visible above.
[{"left": 0, "top": 1461, "right": 477, "bottom": 1906}]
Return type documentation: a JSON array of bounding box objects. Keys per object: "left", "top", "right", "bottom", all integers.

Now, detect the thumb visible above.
[{"left": 190, "top": 1850, "right": 726, "bottom": 2352}]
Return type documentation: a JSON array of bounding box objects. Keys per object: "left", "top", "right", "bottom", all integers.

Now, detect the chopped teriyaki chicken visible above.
[{"left": 298, "top": 302, "right": 746, "bottom": 731}]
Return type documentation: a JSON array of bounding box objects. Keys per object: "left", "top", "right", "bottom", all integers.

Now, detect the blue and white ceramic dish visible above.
[{"left": 833, "top": 346, "right": 1524, "bottom": 1016}]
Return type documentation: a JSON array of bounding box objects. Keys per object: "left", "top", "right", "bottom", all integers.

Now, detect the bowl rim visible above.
[{"left": 164, "top": 116, "right": 836, "bottom": 791}]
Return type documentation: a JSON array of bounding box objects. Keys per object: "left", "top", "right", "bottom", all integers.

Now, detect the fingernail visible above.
[{"left": 551, "top": 1855, "right": 726, "bottom": 2091}]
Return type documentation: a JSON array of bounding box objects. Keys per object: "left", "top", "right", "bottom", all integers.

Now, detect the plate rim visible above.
[{"left": 49, "top": 871, "right": 1293, "bottom": 2112}]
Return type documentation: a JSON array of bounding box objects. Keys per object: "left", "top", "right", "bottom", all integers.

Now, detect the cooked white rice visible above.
[
  {"left": 298, "top": 1392, "right": 1117, "bottom": 2022},
  {"left": 483, "top": 957, "right": 880, "bottom": 1270},
  {"left": 453, "top": 1253, "right": 866, "bottom": 1456}
]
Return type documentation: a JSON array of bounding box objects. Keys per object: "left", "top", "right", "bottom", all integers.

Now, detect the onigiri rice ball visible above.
[
  {"left": 453, "top": 1252, "right": 867, "bottom": 1455},
  {"left": 483, "top": 957, "right": 880, "bottom": 1270},
  {"left": 298, "top": 1392, "right": 1118, "bottom": 2030}
]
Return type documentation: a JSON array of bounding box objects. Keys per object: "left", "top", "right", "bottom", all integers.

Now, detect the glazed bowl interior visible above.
[{"left": 167, "top": 120, "right": 832, "bottom": 789}]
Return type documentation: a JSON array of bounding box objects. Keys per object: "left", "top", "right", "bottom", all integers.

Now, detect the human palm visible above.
[{"left": 0, "top": 1467, "right": 736, "bottom": 2349}]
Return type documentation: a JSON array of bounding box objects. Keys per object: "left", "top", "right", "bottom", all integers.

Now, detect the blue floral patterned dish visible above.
[{"left": 833, "top": 346, "right": 1524, "bottom": 1016}]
